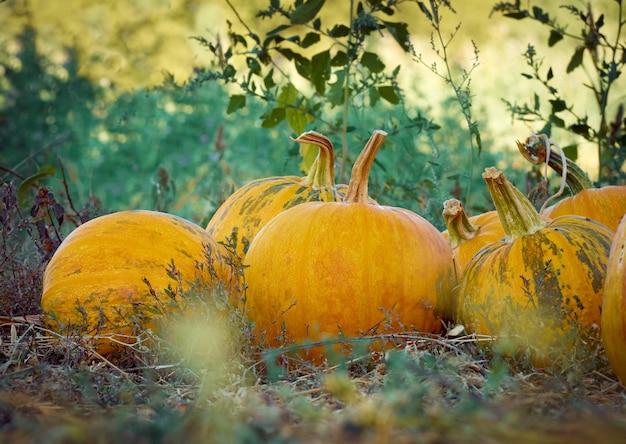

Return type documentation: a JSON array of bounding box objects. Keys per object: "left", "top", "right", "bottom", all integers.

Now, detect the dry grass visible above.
[{"left": 1, "top": 312, "right": 625, "bottom": 443}]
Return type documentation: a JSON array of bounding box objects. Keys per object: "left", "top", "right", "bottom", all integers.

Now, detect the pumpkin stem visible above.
[
  {"left": 442, "top": 198, "right": 479, "bottom": 249},
  {"left": 292, "top": 131, "right": 336, "bottom": 189},
  {"left": 517, "top": 134, "right": 594, "bottom": 194},
  {"left": 344, "top": 130, "right": 388, "bottom": 204},
  {"left": 483, "top": 167, "right": 545, "bottom": 240}
]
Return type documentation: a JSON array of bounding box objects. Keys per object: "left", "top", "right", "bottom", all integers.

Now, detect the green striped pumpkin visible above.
[
  {"left": 207, "top": 131, "right": 368, "bottom": 259},
  {"left": 458, "top": 167, "right": 613, "bottom": 365}
]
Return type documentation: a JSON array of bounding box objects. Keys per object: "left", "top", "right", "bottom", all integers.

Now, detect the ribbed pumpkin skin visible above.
[
  {"left": 207, "top": 176, "right": 348, "bottom": 256},
  {"left": 42, "top": 210, "right": 236, "bottom": 354},
  {"left": 601, "top": 215, "right": 626, "bottom": 385},
  {"left": 459, "top": 215, "right": 612, "bottom": 360},
  {"left": 541, "top": 186, "right": 626, "bottom": 232},
  {"left": 244, "top": 201, "right": 455, "bottom": 361}
]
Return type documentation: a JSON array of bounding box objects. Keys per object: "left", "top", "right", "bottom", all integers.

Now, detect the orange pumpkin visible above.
[
  {"left": 243, "top": 130, "right": 455, "bottom": 362},
  {"left": 601, "top": 214, "right": 626, "bottom": 385},
  {"left": 207, "top": 131, "right": 367, "bottom": 259},
  {"left": 441, "top": 198, "right": 504, "bottom": 279},
  {"left": 41, "top": 210, "right": 238, "bottom": 354},
  {"left": 518, "top": 134, "right": 626, "bottom": 232},
  {"left": 458, "top": 167, "right": 613, "bottom": 365}
]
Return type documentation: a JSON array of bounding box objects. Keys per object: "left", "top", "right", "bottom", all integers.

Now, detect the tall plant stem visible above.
[
  {"left": 435, "top": 28, "right": 477, "bottom": 208},
  {"left": 339, "top": 0, "right": 355, "bottom": 183},
  {"left": 595, "top": 0, "right": 624, "bottom": 179}
]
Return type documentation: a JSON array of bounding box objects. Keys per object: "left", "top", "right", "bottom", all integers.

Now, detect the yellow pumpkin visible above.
[
  {"left": 441, "top": 198, "right": 504, "bottom": 279},
  {"left": 41, "top": 210, "right": 238, "bottom": 354},
  {"left": 207, "top": 131, "right": 370, "bottom": 259},
  {"left": 601, "top": 214, "right": 626, "bottom": 385},
  {"left": 518, "top": 134, "right": 626, "bottom": 232},
  {"left": 243, "top": 130, "right": 455, "bottom": 362},
  {"left": 458, "top": 167, "right": 613, "bottom": 366}
]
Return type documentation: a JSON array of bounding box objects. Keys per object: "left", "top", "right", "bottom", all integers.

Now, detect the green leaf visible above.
[
  {"left": 286, "top": 106, "right": 308, "bottom": 135},
  {"left": 378, "top": 86, "right": 400, "bottom": 104},
  {"left": 226, "top": 95, "right": 246, "bottom": 114},
  {"left": 549, "top": 99, "right": 567, "bottom": 113},
  {"left": 328, "top": 70, "right": 347, "bottom": 107},
  {"left": 570, "top": 123, "right": 592, "bottom": 139},
  {"left": 548, "top": 30, "right": 563, "bottom": 47},
  {"left": 562, "top": 144, "right": 578, "bottom": 162},
  {"left": 382, "top": 21, "right": 410, "bottom": 51},
  {"left": 532, "top": 6, "right": 549, "bottom": 23},
  {"left": 550, "top": 114, "right": 565, "bottom": 128},
  {"left": 266, "top": 24, "right": 290, "bottom": 37},
  {"left": 301, "top": 32, "right": 320, "bottom": 48},
  {"left": 369, "top": 87, "right": 380, "bottom": 106},
  {"left": 17, "top": 165, "right": 57, "bottom": 207},
  {"left": 261, "top": 107, "right": 286, "bottom": 128},
  {"left": 538, "top": 122, "right": 552, "bottom": 137},
  {"left": 417, "top": 2, "right": 433, "bottom": 21},
  {"left": 595, "top": 14, "right": 605, "bottom": 30},
  {"left": 229, "top": 32, "right": 247, "bottom": 48},
  {"left": 331, "top": 50, "right": 349, "bottom": 66},
  {"left": 278, "top": 48, "right": 311, "bottom": 80},
  {"left": 534, "top": 93, "right": 540, "bottom": 111},
  {"left": 278, "top": 82, "right": 298, "bottom": 104},
  {"left": 246, "top": 57, "right": 261, "bottom": 75},
  {"left": 310, "top": 50, "right": 330, "bottom": 94},
  {"left": 539, "top": 122, "right": 552, "bottom": 137},
  {"left": 264, "top": 69, "right": 276, "bottom": 89},
  {"left": 361, "top": 51, "right": 385, "bottom": 73},
  {"left": 328, "top": 24, "right": 350, "bottom": 38},
  {"left": 566, "top": 47, "right": 585, "bottom": 73},
  {"left": 294, "top": 57, "right": 312, "bottom": 81},
  {"left": 290, "top": 0, "right": 325, "bottom": 25},
  {"left": 503, "top": 12, "right": 528, "bottom": 20}
]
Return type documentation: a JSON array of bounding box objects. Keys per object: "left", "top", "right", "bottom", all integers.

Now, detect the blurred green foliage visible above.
[{"left": 1, "top": 14, "right": 524, "bottom": 230}]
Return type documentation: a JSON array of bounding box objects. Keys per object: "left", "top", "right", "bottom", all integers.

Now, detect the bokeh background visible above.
[{"left": 1, "top": 0, "right": 623, "bottom": 225}]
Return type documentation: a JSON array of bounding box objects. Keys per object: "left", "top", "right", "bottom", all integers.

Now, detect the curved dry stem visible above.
[
  {"left": 538, "top": 136, "right": 568, "bottom": 213},
  {"left": 517, "top": 134, "right": 569, "bottom": 212},
  {"left": 482, "top": 166, "right": 545, "bottom": 239},
  {"left": 443, "top": 198, "right": 479, "bottom": 249},
  {"left": 292, "top": 131, "right": 336, "bottom": 189},
  {"left": 344, "top": 130, "right": 388, "bottom": 204}
]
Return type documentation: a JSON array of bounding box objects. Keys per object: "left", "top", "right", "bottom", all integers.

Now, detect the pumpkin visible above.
[
  {"left": 207, "top": 131, "right": 368, "bottom": 259},
  {"left": 601, "top": 215, "right": 626, "bottom": 385},
  {"left": 243, "top": 130, "right": 456, "bottom": 362},
  {"left": 441, "top": 198, "right": 504, "bottom": 279},
  {"left": 518, "top": 134, "right": 626, "bottom": 232},
  {"left": 41, "top": 210, "right": 238, "bottom": 354},
  {"left": 458, "top": 167, "right": 613, "bottom": 365}
]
